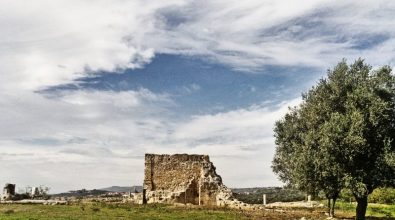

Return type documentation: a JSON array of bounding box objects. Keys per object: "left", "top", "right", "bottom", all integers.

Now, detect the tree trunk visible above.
[
  {"left": 331, "top": 198, "right": 337, "bottom": 217},
  {"left": 355, "top": 196, "right": 368, "bottom": 220},
  {"left": 327, "top": 198, "right": 332, "bottom": 217}
]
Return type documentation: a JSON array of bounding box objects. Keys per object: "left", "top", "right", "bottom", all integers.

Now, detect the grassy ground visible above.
[
  {"left": 0, "top": 203, "right": 328, "bottom": 220},
  {"left": 1, "top": 202, "right": 395, "bottom": 219},
  {"left": 334, "top": 201, "right": 395, "bottom": 219},
  {"left": 0, "top": 203, "right": 244, "bottom": 220}
]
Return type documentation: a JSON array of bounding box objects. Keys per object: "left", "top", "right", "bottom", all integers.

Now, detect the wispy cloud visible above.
[
  {"left": 1, "top": 0, "right": 395, "bottom": 92},
  {"left": 1, "top": 0, "right": 395, "bottom": 191},
  {"left": 0, "top": 85, "right": 300, "bottom": 191},
  {"left": 147, "top": 0, "right": 395, "bottom": 70},
  {"left": 0, "top": 0, "right": 183, "bottom": 91},
  {"left": 0, "top": 88, "right": 172, "bottom": 191}
]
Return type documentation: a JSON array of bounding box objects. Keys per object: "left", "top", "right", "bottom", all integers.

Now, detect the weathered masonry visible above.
[
  {"left": 143, "top": 154, "right": 232, "bottom": 206},
  {"left": 1, "top": 183, "right": 15, "bottom": 201}
]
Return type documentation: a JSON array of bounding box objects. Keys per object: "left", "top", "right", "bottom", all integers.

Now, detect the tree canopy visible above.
[{"left": 272, "top": 59, "right": 395, "bottom": 220}]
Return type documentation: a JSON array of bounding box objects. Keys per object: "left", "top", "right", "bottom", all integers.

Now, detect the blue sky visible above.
[
  {"left": 1, "top": 0, "right": 395, "bottom": 193},
  {"left": 47, "top": 54, "right": 319, "bottom": 116}
]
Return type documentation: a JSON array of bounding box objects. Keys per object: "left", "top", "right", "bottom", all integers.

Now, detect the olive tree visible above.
[{"left": 273, "top": 59, "right": 395, "bottom": 220}]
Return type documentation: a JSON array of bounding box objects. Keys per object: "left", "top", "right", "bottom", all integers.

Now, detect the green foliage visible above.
[
  {"left": 0, "top": 203, "right": 247, "bottom": 220},
  {"left": 272, "top": 59, "right": 395, "bottom": 219},
  {"left": 335, "top": 201, "right": 395, "bottom": 218},
  {"left": 2, "top": 202, "right": 395, "bottom": 219},
  {"left": 368, "top": 188, "right": 395, "bottom": 204},
  {"left": 339, "top": 188, "right": 354, "bottom": 202}
]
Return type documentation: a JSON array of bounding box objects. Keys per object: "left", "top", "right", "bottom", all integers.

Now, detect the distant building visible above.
[{"left": 2, "top": 183, "right": 16, "bottom": 200}]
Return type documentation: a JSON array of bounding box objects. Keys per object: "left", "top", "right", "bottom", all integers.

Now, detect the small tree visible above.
[
  {"left": 38, "top": 185, "right": 51, "bottom": 199},
  {"left": 273, "top": 59, "right": 395, "bottom": 220}
]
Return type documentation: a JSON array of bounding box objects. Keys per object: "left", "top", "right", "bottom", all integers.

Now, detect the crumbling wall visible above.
[
  {"left": 143, "top": 154, "right": 232, "bottom": 206},
  {"left": 2, "top": 183, "right": 16, "bottom": 201},
  {"left": 139, "top": 153, "right": 264, "bottom": 210}
]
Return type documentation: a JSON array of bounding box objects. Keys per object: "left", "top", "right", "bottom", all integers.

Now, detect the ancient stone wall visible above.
[
  {"left": 143, "top": 154, "right": 231, "bottom": 206},
  {"left": 138, "top": 153, "right": 263, "bottom": 210},
  {"left": 2, "top": 183, "right": 16, "bottom": 201}
]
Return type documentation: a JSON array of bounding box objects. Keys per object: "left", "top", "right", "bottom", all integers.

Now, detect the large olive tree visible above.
[{"left": 272, "top": 59, "right": 395, "bottom": 220}]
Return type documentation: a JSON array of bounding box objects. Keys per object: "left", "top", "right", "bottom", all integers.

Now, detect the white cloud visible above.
[
  {"left": 2, "top": 0, "right": 395, "bottom": 92},
  {"left": 0, "top": 88, "right": 172, "bottom": 191},
  {"left": 0, "top": 85, "right": 301, "bottom": 191},
  {"left": 166, "top": 98, "right": 302, "bottom": 188},
  {"left": 0, "top": 89, "right": 172, "bottom": 145},
  {"left": 179, "top": 101, "right": 300, "bottom": 143},
  {"left": 146, "top": 0, "right": 395, "bottom": 70},
  {"left": 178, "top": 83, "right": 201, "bottom": 94},
  {"left": 0, "top": 0, "right": 185, "bottom": 91},
  {"left": 2, "top": 0, "right": 395, "bottom": 192}
]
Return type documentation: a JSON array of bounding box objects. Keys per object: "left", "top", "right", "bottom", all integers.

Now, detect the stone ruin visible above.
[
  {"left": 1, "top": 183, "right": 16, "bottom": 201},
  {"left": 0, "top": 184, "right": 49, "bottom": 202},
  {"left": 140, "top": 154, "right": 262, "bottom": 210}
]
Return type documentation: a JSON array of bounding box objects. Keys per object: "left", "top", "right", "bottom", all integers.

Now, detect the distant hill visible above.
[
  {"left": 51, "top": 186, "right": 142, "bottom": 197},
  {"left": 51, "top": 189, "right": 109, "bottom": 197},
  {"left": 98, "top": 186, "right": 142, "bottom": 193}
]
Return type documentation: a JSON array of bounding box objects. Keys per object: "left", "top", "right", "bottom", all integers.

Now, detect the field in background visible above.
[
  {"left": 0, "top": 203, "right": 327, "bottom": 220},
  {"left": 1, "top": 202, "right": 395, "bottom": 220},
  {"left": 335, "top": 201, "right": 395, "bottom": 219},
  {"left": 2, "top": 203, "right": 243, "bottom": 220},
  {"left": 232, "top": 187, "right": 305, "bottom": 204},
  {"left": 3, "top": 186, "right": 395, "bottom": 219},
  {"left": 233, "top": 187, "right": 395, "bottom": 219}
]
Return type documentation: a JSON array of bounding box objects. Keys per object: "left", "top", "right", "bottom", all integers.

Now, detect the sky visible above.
[{"left": 1, "top": 0, "right": 395, "bottom": 193}]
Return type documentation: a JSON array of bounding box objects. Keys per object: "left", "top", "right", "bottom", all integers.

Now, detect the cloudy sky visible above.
[{"left": 1, "top": 0, "right": 395, "bottom": 193}]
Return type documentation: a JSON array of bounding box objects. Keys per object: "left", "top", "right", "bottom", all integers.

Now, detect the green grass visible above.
[
  {"left": 335, "top": 201, "right": 395, "bottom": 218},
  {"left": 0, "top": 203, "right": 246, "bottom": 220},
  {"left": 2, "top": 202, "right": 395, "bottom": 220}
]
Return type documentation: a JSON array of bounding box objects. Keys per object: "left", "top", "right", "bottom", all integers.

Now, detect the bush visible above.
[
  {"left": 369, "top": 188, "right": 395, "bottom": 204},
  {"left": 339, "top": 188, "right": 354, "bottom": 202},
  {"left": 339, "top": 187, "right": 395, "bottom": 204}
]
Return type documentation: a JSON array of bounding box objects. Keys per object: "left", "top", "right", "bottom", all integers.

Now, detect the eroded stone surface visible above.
[
  {"left": 142, "top": 154, "right": 226, "bottom": 205},
  {"left": 140, "top": 153, "right": 260, "bottom": 210}
]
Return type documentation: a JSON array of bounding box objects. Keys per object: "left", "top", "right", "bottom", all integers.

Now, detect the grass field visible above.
[
  {"left": 335, "top": 201, "right": 395, "bottom": 219},
  {"left": 1, "top": 203, "right": 244, "bottom": 220},
  {"left": 0, "top": 202, "right": 327, "bottom": 220},
  {"left": 1, "top": 202, "right": 395, "bottom": 220}
]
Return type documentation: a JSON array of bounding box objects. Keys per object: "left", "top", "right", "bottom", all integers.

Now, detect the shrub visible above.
[{"left": 369, "top": 188, "right": 395, "bottom": 204}]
